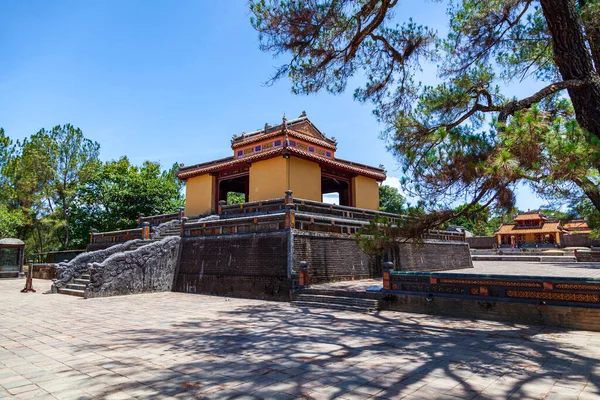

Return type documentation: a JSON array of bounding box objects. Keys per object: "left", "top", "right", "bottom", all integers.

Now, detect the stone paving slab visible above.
[{"left": 1, "top": 278, "right": 600, "bottom": 399}]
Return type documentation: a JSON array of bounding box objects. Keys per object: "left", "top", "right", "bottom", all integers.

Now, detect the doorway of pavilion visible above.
[
  {"left": 321, "top": 169, "right": 351, "bottom": 206},
  {"left": 216, "top": 168, "right": 249, "bottom": 206}
]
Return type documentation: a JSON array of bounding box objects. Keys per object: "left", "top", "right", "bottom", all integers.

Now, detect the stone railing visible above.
[
  {"left": 218, "top": 198, "right": 288, "bottom": 216},
  {"left": 138, "top": 208, "right": 185, "bottom": 227},
  {"left": 183, "top": 213, "right": 289, "bottom": 237},
  {"left": 574, "top": 250, "right": 600, "bottom": 262},
  {"left": 218, "top": 191, "right": 403, "bottom": 223},
  {"left": 90, "top": 228, "right": 145, "bottom": 244},
  {"left": 383, "top": 270, "right": 600, "bottom": 307}
]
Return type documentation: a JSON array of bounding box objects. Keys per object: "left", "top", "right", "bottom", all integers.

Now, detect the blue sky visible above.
[{"left": 1, "top": 0, "right": 546, "bottom": 210}]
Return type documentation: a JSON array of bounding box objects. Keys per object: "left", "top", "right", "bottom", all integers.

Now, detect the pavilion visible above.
[
  {"left": 494, "top": 211, "right": 565, "bottom": 247},
  {"left": 177, "top": 113, "right": 386, "bottom": 216}
]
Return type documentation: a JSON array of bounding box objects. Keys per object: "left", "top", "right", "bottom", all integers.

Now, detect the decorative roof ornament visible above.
[
  {"left": 282, "top": 113, "right": 290, "bottom": 148},
  {"left": 300, "top": 111, "right": 307, "bottom": 118}
]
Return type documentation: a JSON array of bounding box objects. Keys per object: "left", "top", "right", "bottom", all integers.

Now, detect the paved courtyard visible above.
[{"left": 1, "top": 279, "right": 600, "bottom": 399}]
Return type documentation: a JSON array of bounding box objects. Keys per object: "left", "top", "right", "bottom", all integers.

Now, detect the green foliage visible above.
[
  {"left": 227, "top": 192, "right": 246, "bottom": 205},
  {"left": 69, "top": 157, "right": 184, "bottom": 249},
  {"left": 379, "top": 185, "right": 405, "bottom": 214},
  {"left": 0, "top": 126, "right": 184, "bottom": 254},
  {"left": 445, "top": 203, "right": 491, "bottom": 236}
]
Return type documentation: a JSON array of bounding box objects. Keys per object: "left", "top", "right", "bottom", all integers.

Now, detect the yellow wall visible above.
[
  {"left": 249, "top": 156, "right": 289, "bottom": 201},
  {"left": 289, "top": 156, "right": 321, "bottom": 201},
  {"left": 185, "top": 174, "right": 215, "bottom": 216},
  {"left": 352, "top": 175, "right": 380, "bottom": 210}
]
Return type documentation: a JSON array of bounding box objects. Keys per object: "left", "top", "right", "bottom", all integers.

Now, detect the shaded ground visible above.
[{"left": 1, "top": 278, "right": 600, "bottom": 399}]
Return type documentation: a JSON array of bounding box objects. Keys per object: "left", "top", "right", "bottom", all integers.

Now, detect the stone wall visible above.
[
  {"left": 381, "top": 293, "right": 600, "bottom": 332},
  {"left": 86, "top": 237, "right": 181, "bottom": 298},
  {"left": 387, "top": 240, "right": 473, "bottom": 272},
  {"left": 562, "top": 234, "right": 600, "bottom": 248},
  {"left": 467, "top": 236, "right": 496, "bottom": 249},
  {"left": 174, "top": 232, "right": 291, "bottom": 300},
  {"left": 575, "top": 251, "right": 600, "bottom": 262},
  {"left": 53, "top": 240, "right": 140, "bottom": 290},
  {"left": 293, "top": 231, "right": 375, "bottom": 283}
]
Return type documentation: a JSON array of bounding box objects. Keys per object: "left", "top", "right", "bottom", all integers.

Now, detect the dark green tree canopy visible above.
[{"left": 250, "top": 0, "right": 600, "bottom": 226}]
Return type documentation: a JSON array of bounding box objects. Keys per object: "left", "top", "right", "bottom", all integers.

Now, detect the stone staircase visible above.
[
  {"left": 291, "top": 293, "right": 380, "bottom": 313},
  {"left": 56, "top": 238, "right": 162, "bottom": 298},
  {"left": 57, "top": 272, "right": 90, "bottom": 297}
]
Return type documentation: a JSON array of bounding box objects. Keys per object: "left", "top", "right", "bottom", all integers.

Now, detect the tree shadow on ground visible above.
[{"left": 71, "top": 302, "right": 600, "bottom": 399}]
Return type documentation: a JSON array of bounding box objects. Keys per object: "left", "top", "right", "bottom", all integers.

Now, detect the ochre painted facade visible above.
[
  {"left": 352, "top": 175, "right": 380, "bottom": 210},
  {"left": 289, "top": 156, "right": 321, "bottom": 202},
  {"left": 178, "top": 115, "right": 386, "bottom": 214},
  {"left": 249, "top": 157, "right": 288, "bottom": 202},
  {"left": 185, "top": 174, "right": 215, "bottom": 216}
]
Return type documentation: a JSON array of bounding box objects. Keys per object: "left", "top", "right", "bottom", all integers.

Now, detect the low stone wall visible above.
[
  {"left": 32, "top": 264, "right": 57, "bottom": 280},
  {"left": 86, "top": 237, "right": 181, "bottom": 298},
  {"left": 575, "top": 251, "right": 600, "bottom": 262},
  {"left": 174, "top": 232, "right": 291, "bottom": 301},
  {"left": 467, "top": 236, "right": 496, "bottom": 249},
  {"left": 381, "top": 293, "right": 600, "bottom": 332},
  {"left": 386, "top": 240, "right": 473, "bottom": 272},
  {"left": 293, "top": 231, "right": 376, "bottom": 283},
  {"left": 562, "top": 234, "right": 600, "bottom": 248}
]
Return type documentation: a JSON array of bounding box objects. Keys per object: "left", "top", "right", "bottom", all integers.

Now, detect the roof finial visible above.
[
  {"left": 282, "top": 113, "right": 288, "bottom": 129},
  {"left": 300, "top": 110, "right": 307, "bottom": 118}
]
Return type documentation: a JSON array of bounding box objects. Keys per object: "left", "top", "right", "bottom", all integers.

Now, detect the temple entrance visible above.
[
  {"left": 216, "top": 173, "right": 249, "bottom": 205},
  {"left": 321, "top": 172, "right": 351, "bottom": 206}
]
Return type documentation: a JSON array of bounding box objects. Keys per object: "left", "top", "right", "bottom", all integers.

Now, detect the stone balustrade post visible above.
[
  {"left": 89, "top": 228, "right": 98, "bottom": 244},
  {"left": 298, "top": 261, "right": 309, "bottom": 287},
  {"left": 179, "top": 207, "right": 185, "bottom": 220},
  {"left": 142, "top": 222, "right": 150, "bottom": 240},
  {"left": 285, "top": 190, "right": 293, "bottom": 205},
  {"left": 180, "top": 217, "right": 188, "bottom": 237},
  {"left": 138, "top": 213, "right": 145, "bottom": 227},
  {"left": 218, "top": 200, "right": 227, "bottom": 214},
  {"left": 382, "top": 261, "right": 394, "bottom": 290}
]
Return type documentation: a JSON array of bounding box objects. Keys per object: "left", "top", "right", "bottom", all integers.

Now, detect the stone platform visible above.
[{"left": 2, "top": 279, "right": 600, "bottom": 399}]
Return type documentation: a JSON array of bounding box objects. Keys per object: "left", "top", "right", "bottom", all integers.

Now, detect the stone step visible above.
[
  {"left": 58, "top": 288, "right": 85, "bottom": 297},
  {"left": 80, "top": 274, "right": 90, "bottom": 280},
  {"left": 291, "top": 301, "right": 376, "bottom": 313},
  {"left": 296, "top": 294, "right": 379, "bottom": 308},
  {"left": 73, "top": 278, "right": 89, "bottom": 285},
  {"left": 66, "top": 283, "right": 87, "bottom": 290}
]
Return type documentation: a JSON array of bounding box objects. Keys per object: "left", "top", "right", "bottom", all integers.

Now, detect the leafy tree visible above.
[
  {"left": 227, "top": 192, "right": 246, "bottom": 205},
  {"left": 250, "top": 0, "right": 600, "bottom": 228},
  {"left": 445, "top": 203, "right": 491, "bottom": 235},
  {"left": 69, "top": 157, "right": 184, "bottom": 248},
  {"left": 6, "top": 125, "right": 100, "bottom": 250},
  {"left": 379, "top": 184, "right": 405, "bottom": 214}
]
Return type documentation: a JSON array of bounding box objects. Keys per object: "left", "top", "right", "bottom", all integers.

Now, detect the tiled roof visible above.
[
  {"left": 231, "top": 128, "right": 336, "bottom": 150},
  {"left": 231, "top": 116, "right": 336, "bottom": 146},
  {"left": 177, "top": 146, "right": 386, "bottom": 181},
  {"left": 495, "top": 222, "right": 563, "bottom": 235},
  {"left": 564, "top": 220, "right": 590, "bottom": 230},
  {"left": 513, "top": 213, "right": 546, "bottom": 221}
]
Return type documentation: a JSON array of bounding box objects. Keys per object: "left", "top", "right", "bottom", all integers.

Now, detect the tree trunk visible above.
[{"left": 540, "top": 0, "right": 600, "bottom": 140}]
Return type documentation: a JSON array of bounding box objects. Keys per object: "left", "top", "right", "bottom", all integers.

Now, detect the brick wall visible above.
[
  {"left": 467, "top": 236, "right": 496, "bottom": 249},
  {"left": 381, "top": 293, "right": 600, "bottom": 332},
  {"left": 388, "top": 241, "right": 473, "bottom": 272},
  {"left": 575, "top": 251, "right": 600, "bottom": 262},
  {"left": 293, "top": 232, "right": 376, "bottom": 283},
  {"left": 562, "top": 234, "right": 600, "bottom": 248},
  {"left": 174, "top": 232, "right": 291, "bottom": 300}
]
